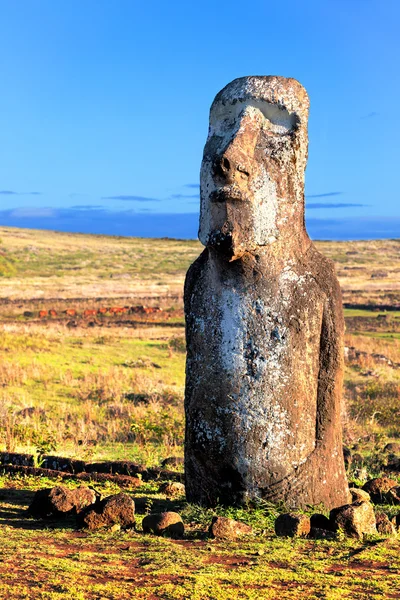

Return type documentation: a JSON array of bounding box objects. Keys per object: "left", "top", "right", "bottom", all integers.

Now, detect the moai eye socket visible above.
[{"left": 210, "top": 100, "right": 297, "bottom": 138}]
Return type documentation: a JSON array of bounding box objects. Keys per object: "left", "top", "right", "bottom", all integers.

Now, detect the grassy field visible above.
[{"left": 0, "top": 226, "right": 400, "bottom": 599}]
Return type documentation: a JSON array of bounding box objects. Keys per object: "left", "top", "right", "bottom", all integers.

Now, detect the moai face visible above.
[{"left": 199, "top": 76, "right": 310, "bottom": 259}]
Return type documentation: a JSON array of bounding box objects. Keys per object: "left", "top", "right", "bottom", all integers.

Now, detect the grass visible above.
[
  {"left": 0, "top": 227, "right": 399, "bottom": 598},
  {"left": 1, "top": 473, "right": 400, "bottom": 599}
]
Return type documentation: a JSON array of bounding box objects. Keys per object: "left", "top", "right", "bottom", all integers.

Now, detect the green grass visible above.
[
  {"left": 0, "top": 474, "right": 399, "bottom": 600},
  {"left": 0, "top": 228, "right": 400, "bottom": 598}
]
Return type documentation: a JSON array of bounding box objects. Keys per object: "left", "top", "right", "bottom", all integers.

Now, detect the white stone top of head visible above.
[{"left": 210, "top": 75, "right": 309, "bottom": 131}]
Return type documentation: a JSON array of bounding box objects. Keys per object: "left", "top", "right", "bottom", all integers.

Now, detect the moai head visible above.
[{"left": 199, "top": 76, "right": 310, "bottom": 259}]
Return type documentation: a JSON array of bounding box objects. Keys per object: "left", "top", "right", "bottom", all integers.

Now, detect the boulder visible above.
[
  {"left": 142, "top": 512, "right": 184, "bottom": 537},
  {"left": 78, "top": 493, "right": 135, "bottom": 530},
  {"left": 391, "top": 514, "right": 400, "bottom": 531},
  {"left": 385, "top": 486, "right": 400, "bottom": 505},
  {"left": 310, "top": 513, "right": 334, "bottom": 531},
  {"left": 384, "top": 443, "right": 400, "bottom": 454},
  {"left": 275, "top": 513, "right": 311, "bottom": 538},
  {"left": 330, "top": 501, "right": 377, "bottom": 539},
  {"left": 73, "top": 486, "right": 98, "bottom": 513},
  {"left": 352, "top": 453, "right": 363, "bottom": 467},
  {"left": 160, "top": 457, "right": 184, "bottom": 468},
  {"left": 386, "top": 455, "right": 400, "bottom": 472},
  {"left": 158, "top": 481, "right": 185, "bottom": 497},
  {"left": 41, "top": 455, "right": 86, "bottom": 474},
  {"left": 208, "top": 516, "right": 253, "bottom": 540},
  {"left": 28, "top": 486, "right": 77, "bottom": 518},
  {"left": 362, "top": 477, "right": 398, "bottom": 503},
  {"left": 375, "top": 512, "right": 396, "bottom": 536},
  {"left": 349, "top": 488, "right": 371, "bottom": 503},
  {"left": 343, "top": 446, "right": 352, "bottom": 470},
  {"left": 308, "top": 528, "right": 337, "bottom": 540}
]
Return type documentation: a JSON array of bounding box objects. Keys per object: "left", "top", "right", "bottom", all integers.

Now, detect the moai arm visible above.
[{"left": 315, "top": 259, "right": 345, "bottom": 451}]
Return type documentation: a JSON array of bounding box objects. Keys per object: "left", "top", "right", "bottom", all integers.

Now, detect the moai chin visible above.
[{"left": 184, "top": 76, "right": 350, "bottom": 509}]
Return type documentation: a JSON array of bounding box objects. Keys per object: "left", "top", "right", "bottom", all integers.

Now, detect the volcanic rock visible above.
[
  {"left": 142, "top": 512, "right": 184, "bottom": 537},
  {"left": 208, "top": 516, "right": 253, "bottom": 540},
  {"left": 362, "top": 477, "right": 398, "bottom": 503},
  {"left": 78, "top": 493, "right": 135, "bottom": 530},
  {"left": 330, "top": 501, "right": 377, "bottom": 539},
  {"left": 275, "top": 513, "right": 311, "bottom": 538}
]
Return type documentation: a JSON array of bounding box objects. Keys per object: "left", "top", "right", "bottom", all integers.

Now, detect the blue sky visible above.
[{"left": 0, "top": 0, "right": 399, "bottom": 239}]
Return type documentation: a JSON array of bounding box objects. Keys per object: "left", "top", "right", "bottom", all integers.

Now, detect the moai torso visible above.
[{"left": 184, "top": 76, "right": 350, "bottom": 509}]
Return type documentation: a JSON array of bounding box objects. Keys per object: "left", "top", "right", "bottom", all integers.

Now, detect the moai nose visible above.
[
  {"left": 213, "top": 147, "right": 251, "bottom": 184},
  {"left": 212, "top": 110, "right": 261, "bottom": 185}
]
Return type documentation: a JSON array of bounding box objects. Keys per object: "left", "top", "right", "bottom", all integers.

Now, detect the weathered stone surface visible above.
[
  {"left": 310, "top": 513, "right": 333, "bottom": 531},
  {"left": 352, "top": 453, "right": 363, "bottom": 467},
  {"left": 184, "top": 76, "right": 349, "bottom": 509},
  {"left": 308, "top": 527, "right": 337, "bottom": 540},
  {"left": 208, "top": 516, "right": 253, "bottom": 540},
  {"left": 275, "top": 513, "right": 311, "bottom": 538},
  {"left": 349, "top": 488, "right": 371, "bottom": 503},
  {"left": 384, "top": 443, "right": 400, "bottom": 453},
  {"left": 0, "top": 451, "right": 34, "bottom": 467},
  {"left": 391, "top": 514, "right": 400, "bottom": 531},
  {"left": 343, "top": 447, "right": 352, "bottom": 470},
  {"left": 386, "top": 486, "right": 400, "bottom": 505},
  {"left": 41, "top": 455, "right": 85, "bottom": 474},
  {"left": 142, "top": 512, "right": 184, "bottom": 537},
  {"left": 330, "top": 501, "right": 377, "bottom": 539},
  {"left": 158, "top": 481, "right": 185, "bottom": 497},
  {"left": 362, "top": 477, "right": 398, "bottom": 503},
  {"left": 28, "top": 485, "right": 80, "bottom": 518},
  {"left": 385, "top": 455, "right": 400, "bottom": 472},
  {"left": 73, "top": 486, "right": 98, "bottom": 513},
  {"left": 161, "top": 456, "right": 184, "bottom": 468},
  {"left": 78, "top": 493, "right": 135, "bottom": 530},
  {"left": 375, "top": 512, "right": 396, "bottom": 536}
]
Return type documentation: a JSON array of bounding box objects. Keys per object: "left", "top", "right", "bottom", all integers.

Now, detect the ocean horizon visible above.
[{"left": 0, "top": 209, "right": 399, "bottom": 241}]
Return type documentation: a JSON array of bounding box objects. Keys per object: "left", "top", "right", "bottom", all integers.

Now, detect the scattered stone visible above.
[
  {"left": 371, "top": 271, "right": 388, "bottom": 279},
  {"left": 308, "top": 528, "right": 337, "bottom": 540},
  {"left": 386, "top": 486, "right": 400, "bottom": 505},
  {"left": 310, "top": 513, "right": 333, "bottom": 531},
  {"left": 72, "top": 486, "right": 98, "bottom": 513},
  {"left": 385, "top": 455, "right": 400, "bottom": 472},
  {"left": 28, "top": 486, "right": 77, "bottom": 518},
  {"left": 384, "top": 443, "right": 400, "bottom": 454},
  {"left": 0, "top": 451, "right": 34, "bottom": 467},
  {"left": 41, "top": 455, "right": 86, "bottom": 474},
  {"left": 349, "top": 488, "right": 371, "bottom": 503},
  {"left": 391, "top": 514, "right": 400, "bottom": 531},
  {"left": 352, "top": 453, "right": 363, "bottom": 467},
  {"left": 78, "top": 493, "right": 135, "bottom": 531},
  {"left": 375, "top": 512, "right": 396, "bottom": 536},
  {"left": 343, "top": 447, "right": 352, "bottom": 470},
  {"left": 158, "top": 481, "right": 185, "bottom": 497},
  {"left": 142, "top": 512, "right": 184, "bottom": 537},
  {"left": 275, "top": 513, "right": 311, "bottom": 538},
  {"left": 76, "top": 472, "right": 142, "bottom": 487},
  {"left": 208, "top": 516, "right": 253, "bottom": 540},
  {"left": 28, "top": 485, "right": 97, "bottom": 519},
  {"left": 330, "top": 501, "right": 377, "bottom": 539},
  {"left": 160, "top": 457, "right": 184, "bottom": 468},
  {"left": 362, "top": 477, "right": 398, "bottom": 503}
]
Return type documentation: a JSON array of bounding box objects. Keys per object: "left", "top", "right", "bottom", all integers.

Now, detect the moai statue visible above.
[{"left": 184, "top": 76, "right": 350, "bottom": 509}]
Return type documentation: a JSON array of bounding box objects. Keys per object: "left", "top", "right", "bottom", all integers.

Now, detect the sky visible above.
[{"left": 0, "top": 0, "right": 399, "bottom": 240}]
